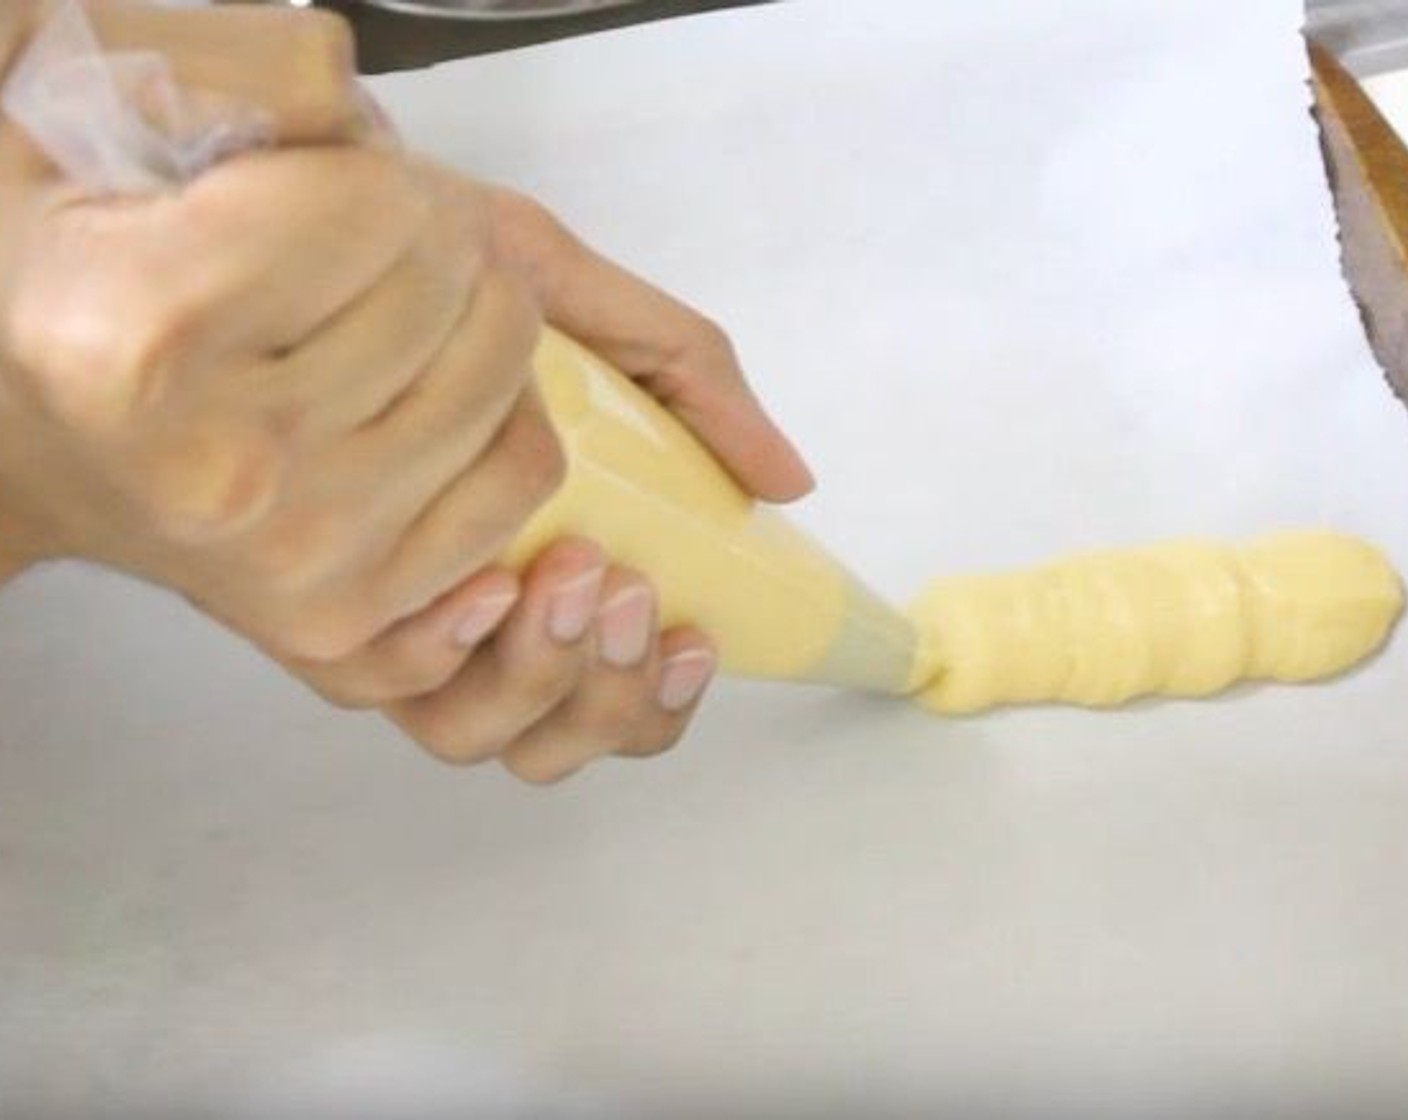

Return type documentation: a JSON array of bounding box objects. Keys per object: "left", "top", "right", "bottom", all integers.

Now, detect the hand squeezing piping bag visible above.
[
  {"left": 2, "top": 0, "right": 925, "bottom": 693},
  {"left": 516, "top": 329, "right": 923, "bottom": 691}
]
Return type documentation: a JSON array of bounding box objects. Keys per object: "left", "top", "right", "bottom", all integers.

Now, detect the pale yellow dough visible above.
[
  {"left": 513, "top": 329, "right": 857, "bottom": 682},
  {"left": 908, "top": 532, "right": 1404, "bottom": 714}
]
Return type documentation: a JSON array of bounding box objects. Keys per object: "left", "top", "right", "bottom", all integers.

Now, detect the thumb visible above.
[{"left": 488, "top": 188, "right": 816, "bottom": 504}]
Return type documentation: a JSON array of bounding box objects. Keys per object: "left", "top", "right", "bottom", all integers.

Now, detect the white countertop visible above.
[{"left": 4, "top": 2, "right": 1408, "bottom": 1117}]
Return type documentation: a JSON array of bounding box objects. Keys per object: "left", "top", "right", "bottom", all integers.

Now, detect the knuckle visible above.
[
  {"left": 579, "top": 689, "right": 646, "bottom": 742},
  {"left": 141, "top": 430, "right": 284, "bottom": 544},
  {"left": 305, "top": 672, "right": 382, "bottom": 712},
  {"left": 242, "top": 510, "right": 347, "bottom": 593},
  {"left": 485, "top": 190, "right": 584, "bottom": 297},
  {"left": 488, "top": 188, "right": 549, "bottom": 234},
  {"left": 514, "top": 654, "right": 578, "bottom": 716},
  {"left": 692, "top": 315, "right": 738, "bottom": 366},
  {"left": 280, "top": 603, "right": 381, "bottom": 664},
  {"left": 290, "top": 639, "right": 458, "bottom": 711},
  {"left": 629, "top": 721, "right": 687, "bottom": 759},
  {"left": 7, "top": 283, "right": 193, "bottom": 428},
  {"left": 265, "top": 400, "right": 315, "bottom": 447},
  {"left": 377, "top": 646, "right": 461, "bottom": 704},
  {"left": 502, "top": 750, "right": 575, "bottom": 787},
  {"left": 424, "top": 741, "right": 498, "bottom": 768},
  {"left": 488, "top": 189, "right": 567, "bottom": 254},
  {"left": 401, "top": 707, "right": 504, "bottom": 768}
]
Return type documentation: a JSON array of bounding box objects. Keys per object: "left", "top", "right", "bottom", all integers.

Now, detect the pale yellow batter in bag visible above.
[{"left": 907, "top": 532, "right": 1404, "bottom": 714}]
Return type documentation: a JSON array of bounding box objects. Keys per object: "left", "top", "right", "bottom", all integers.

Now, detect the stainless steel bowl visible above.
[{"left": 354, "top": 0, "right": 643, "bottom": 19}]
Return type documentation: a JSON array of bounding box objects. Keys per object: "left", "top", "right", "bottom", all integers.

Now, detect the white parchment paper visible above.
[{"left": 3, "top": 2, "right": 1408, "bottom": 1117}]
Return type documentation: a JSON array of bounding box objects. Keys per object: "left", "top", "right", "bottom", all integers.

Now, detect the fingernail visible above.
[
  {"left": 453, "top": 591, "right": 518, "bottom": 649},
  {"left": 657, "top": 649, "right": 716, "bottom": 712},
  {"left": 548, "top": 567, "right": 605, "bottom": 644},
  {"left": 598, "top": 586, "right": 654, "bottom": 668}
]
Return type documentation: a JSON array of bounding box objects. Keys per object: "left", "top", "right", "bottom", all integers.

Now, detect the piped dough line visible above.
[{"left": 907, "top": 531, "right": 1403, "bottom": 715}]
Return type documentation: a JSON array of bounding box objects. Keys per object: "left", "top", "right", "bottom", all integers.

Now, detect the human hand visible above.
[
  {"left": 0, "top": 3, "right": 812, "bottom": 783},
  {"left": 301, "top": 183, "right": 816, "bottom": 784},
  {"left": 0, "top": 0, "right": 372, "bottom": 580},
  {"left": 0, "top": 8, "right": 559, "bottom": 679}
]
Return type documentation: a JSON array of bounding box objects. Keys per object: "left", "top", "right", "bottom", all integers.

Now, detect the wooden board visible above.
[{"left": 1311, "top": 41, "right": 1408, "bottom": 402}]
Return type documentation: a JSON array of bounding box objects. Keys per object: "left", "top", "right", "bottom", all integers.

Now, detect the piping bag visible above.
[{"left": 2, "top": 0, "right": 925, "bottom": 694}]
